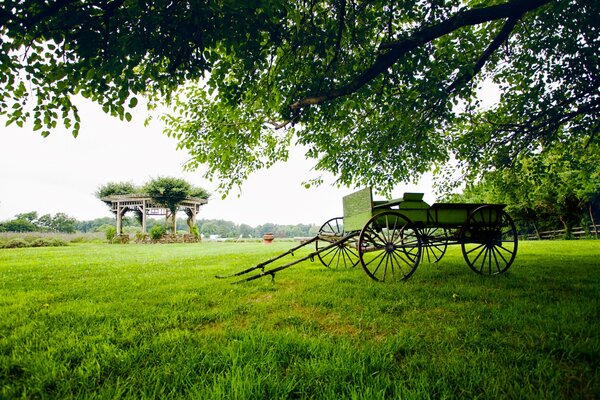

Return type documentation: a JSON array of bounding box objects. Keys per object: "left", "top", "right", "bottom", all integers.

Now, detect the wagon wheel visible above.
[
  {"left": 316, "top": 217, "right": 359, "bottom": 268},
  {"left": 460, "top": 206, "right": 518, "bottom": 275},
  {"left": 358, "top": 211, "right": 422, "bottom": 282},
  {"left": 419, "top": 227, "right": 448, "bottom": 263}
]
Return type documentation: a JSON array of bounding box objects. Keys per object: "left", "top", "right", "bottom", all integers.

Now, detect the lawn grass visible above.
[{"left": 1, "top": 240, "right": 599, "bottom": 399}]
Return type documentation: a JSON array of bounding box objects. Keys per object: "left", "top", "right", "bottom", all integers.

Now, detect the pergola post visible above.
[
  {"left": 116, "top": 201, "right": 122, "bottom": 235},
  {"left": 141, "top": 200, "right": 147, "bottom": 233}
]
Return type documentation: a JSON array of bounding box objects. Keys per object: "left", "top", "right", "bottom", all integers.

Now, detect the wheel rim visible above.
[
  {"left": 316, "top": 217, "right": 359, "bottom": 268},
  {"left": 358, "top": 212, "right": 421, "bottom": 282},
  {"left": 419, "top": 227, "right": 448, "bottom": 263},
  {"left": 461, "top": 207, "right": 518, "bottom": 275}
]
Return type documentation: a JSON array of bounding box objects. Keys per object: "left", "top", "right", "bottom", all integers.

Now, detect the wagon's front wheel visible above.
[
  {"left": 316, "top": 217, "right": 359, "bottom": 268},
  {"left": 461, "top": 206, "right": 518, "bottom": 275},
  {"left": 358, "top": 211, "right": 422, "bottom": 282}
]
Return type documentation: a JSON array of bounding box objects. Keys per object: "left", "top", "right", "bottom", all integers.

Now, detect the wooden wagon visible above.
[{"left": 218, "top": 187, "right": 518, "bottom": 283}]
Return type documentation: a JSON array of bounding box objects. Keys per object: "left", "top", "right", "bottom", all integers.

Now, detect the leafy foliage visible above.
[
  {"left": 143, "top": 176, "right": 190, "bottom": 212},
  {"left": 2, "top": 0, "right": 598, "bottom": 194},
  {"left": 0, "top": 212, "right": 77, "bottom": 233},
  {"left": 149, "top": 224, "right": 166, "bottom": 241},
  {"left": 95, "top": 181, "right": 138, "bottom": 205},
  {"left": 447, "top": 142, "right": 600, "bottom": 236}
]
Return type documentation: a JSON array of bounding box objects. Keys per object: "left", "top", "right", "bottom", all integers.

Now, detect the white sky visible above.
[{"left": 0, "top": 98, "right": 435, "bottom": 226}]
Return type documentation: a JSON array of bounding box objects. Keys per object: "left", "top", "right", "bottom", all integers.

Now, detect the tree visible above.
[
  {"left": 447, "top": 142, "right": 600, "bottom": 237},
  {"left": 144, "top": 176, "right": 191, "bottom": 234},
  {"left": 2, "top": 0, "right": 598, "bottom": 194},
  {"left": 36, "top": 213, "right": 77, "bottom": 233},
  {"left": 0, "top": 218, "right": 37, "bottom": 232},
  {"left": 15, "top": 211, "right": 38, "bottom": 223},
  {"left": 95, "top": 181, "right": 138, "bottom": 205}
]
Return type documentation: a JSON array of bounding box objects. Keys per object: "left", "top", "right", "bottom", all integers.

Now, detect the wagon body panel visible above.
[
  {"left": 344, "top": 189, "right": 433, "bottom": 230},
  {"left": 428, "top": 203, "right": 507, "bottom": 227},
  {"left": 342, "top": 187, "right": 374, "bottom": 232}
]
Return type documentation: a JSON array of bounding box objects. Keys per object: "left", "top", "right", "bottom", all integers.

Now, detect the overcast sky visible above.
[{"left": 1, "top": 97, "right": 435, "bottom": 226}]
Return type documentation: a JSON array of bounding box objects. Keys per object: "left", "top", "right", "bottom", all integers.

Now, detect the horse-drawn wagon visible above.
[{"left": 218, "top": 187, "right": 518, "bottom": 283}]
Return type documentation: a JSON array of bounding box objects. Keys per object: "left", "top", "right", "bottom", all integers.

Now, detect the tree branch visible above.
[
  {"left": 290, "top": 0, "right": 552, "bottom": 111},
  {"left": 447, "top": 15, "right": 520, "bottom": 93}
]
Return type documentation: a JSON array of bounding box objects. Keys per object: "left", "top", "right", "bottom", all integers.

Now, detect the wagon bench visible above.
[{"left": 217, "top": 187, "right": 518, "bottom": 283}]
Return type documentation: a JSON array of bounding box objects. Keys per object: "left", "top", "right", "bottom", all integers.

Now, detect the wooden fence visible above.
[{"left": 520, "top": 224, "right": 600, "bottom": 240}]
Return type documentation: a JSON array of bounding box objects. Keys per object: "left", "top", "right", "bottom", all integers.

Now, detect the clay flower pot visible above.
[{"left": 262, "top": 233, "right": 275, "bottom": 244}]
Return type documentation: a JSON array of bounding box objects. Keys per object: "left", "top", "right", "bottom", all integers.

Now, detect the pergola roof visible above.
[{"left": 101, "top": 194, "right": 208, "bottom": 210}]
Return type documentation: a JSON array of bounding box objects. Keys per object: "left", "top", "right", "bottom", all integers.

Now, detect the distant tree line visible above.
[
  {"left": 196, "top": 219, "right": 319, "bottom": 239},
  {"left": 0, "top": 212, "right": 319, "bottom": 239},
  {"left": 0, "top": 212, "right": 77, "bottom": 233}
]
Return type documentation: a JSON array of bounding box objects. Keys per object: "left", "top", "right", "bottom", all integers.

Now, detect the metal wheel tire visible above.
[
  {"left": 461, "top": 206, "right": 518, "bottom": 275},
  {"left": 316, "top": 217, "right": 359, "bottom": 268},
  {"left": 419, "top": 227, "right": 448, "bottom": 263},
  {"left": 358, "top": 211, "right": 422, "bottom": 282}
]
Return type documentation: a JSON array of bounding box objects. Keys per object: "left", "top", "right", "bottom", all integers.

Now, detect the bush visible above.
[
  {"left": 46, "top": 238, "right": 68, "bottom": 247},
  {"left": 190, "top": 226, "right": 200, "bottom": 239},
  {"left": 105, "top": 226, "right": 117, "bottom": 242},
  {"left": 29, "top": 238, "right": 68, "bottom": 247},
  {"left": 111, "top": 234, "right": 129, "bottom": 244},
  {"left": 30, "top": 238, "right": 47, "bottom": 247},
  {"left": 3, "top": 238, "right": 29, "bottom": 248},
  {"left": 149, "top": 224, "right": 166, "bottom": 240}
]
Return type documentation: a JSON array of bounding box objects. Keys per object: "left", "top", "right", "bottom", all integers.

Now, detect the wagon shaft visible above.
[{"left": 216, "top": 232, "right": 359, "bottom": 283}]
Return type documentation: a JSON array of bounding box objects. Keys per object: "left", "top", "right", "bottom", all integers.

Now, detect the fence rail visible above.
[{"left": 520, "top": 225, "right": 600, "bottom": 240}]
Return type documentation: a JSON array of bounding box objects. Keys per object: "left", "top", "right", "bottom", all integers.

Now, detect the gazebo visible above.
[{"left": 101, "top": 194, "right": 208, "bottom": 235}]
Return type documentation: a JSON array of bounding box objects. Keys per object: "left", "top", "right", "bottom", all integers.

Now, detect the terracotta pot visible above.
[{"left": 262, "top": 233, "right": 275, "bottom": 244}]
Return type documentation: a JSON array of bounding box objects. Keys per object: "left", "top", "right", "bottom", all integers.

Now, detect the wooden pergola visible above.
[{"left": 101, "top": 194, "right": 208, "bottom": 235}]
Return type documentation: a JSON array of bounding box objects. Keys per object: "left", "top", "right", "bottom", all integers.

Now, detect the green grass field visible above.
[{"left": 1, "top": 240, "right": 598, "bottom": 399}]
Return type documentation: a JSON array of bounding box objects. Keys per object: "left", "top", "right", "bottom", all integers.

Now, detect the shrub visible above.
[
  {"left": 149, "top": 224, "right": 166, "bottom": 240},
  {"left": 135, "top": 232, "right": 148, "bottom": 242},
  {"left": 28, "top": 238, "right": 68, "bottom": 247},
  {"left": 190, "top": 226, "right": 200, "bottom": 239},
  {"left": 3, "top": 238, "right": 29, "bottom": 248},
  {"left": 46, "top": 238, "right": 67, "bottom": 247},
  {"left": 105, "top": 226, "right": 117, "bottom": 242},
  {"left": 30, "top": 238, "right": 47, "bottom": 247},
  {"left": 111, "top": 234, "right": 129, "bottom": 244}
]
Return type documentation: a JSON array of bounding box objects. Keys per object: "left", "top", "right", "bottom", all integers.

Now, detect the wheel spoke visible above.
[
  {"left": 390, "top": 251, "right": 408, "bottom": 278},
  {"left": 364, "top": 249, "right": 386, "bottom": 275},
  {"left": 466, "top": 243, "right": 486, "bottom": 255},
  {"left": 492, "top": 245, "right": 509, "bottom": 266},
  {"left": 471, "top": 244, "right": 487, "bottom": 267},
  {"left": 496, "top": 243, "right": 515, "bottom": 255},
  {"left": 491, "top": 246, "right": 502, "bottom": 273},
  {"left": 478, "top": 246, "right": 488, "bottom": 273}
]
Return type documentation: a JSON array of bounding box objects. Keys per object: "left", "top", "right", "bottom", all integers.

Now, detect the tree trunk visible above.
[
  {"left": 531, "top": 220, "right": 541, "bottom": 240},
  {"left": 589, "top": 203, "right": 598, "bottom": 238},
  {"left": 559, "top": 216, "right": 572, "bottom": 239},
  {"left": 172, "top": 211, "right": 177, "bottom": 235}
]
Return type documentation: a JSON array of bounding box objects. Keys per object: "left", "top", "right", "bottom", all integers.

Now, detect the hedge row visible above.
[{"left": 0, "top": 237, "right": 68, "bottom": 249}]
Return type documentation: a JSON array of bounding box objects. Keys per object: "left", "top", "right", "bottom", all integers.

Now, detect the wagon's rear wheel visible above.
[
  {"left": 316, "top": 217, "right": 359, "bottom": 268},
  {"left": 461, "top": 206, "right": 518, "bottom": 275},
  {"left": 358, "top": 211, "right": 422, "bottom": 282},
  {"left": 419, "top": 227, "right": 448, "bottom": 263}
]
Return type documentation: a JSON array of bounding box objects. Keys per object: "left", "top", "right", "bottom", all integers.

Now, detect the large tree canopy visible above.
[{"left": 2, "top": 0, "right": 598, "bottom": 194}]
